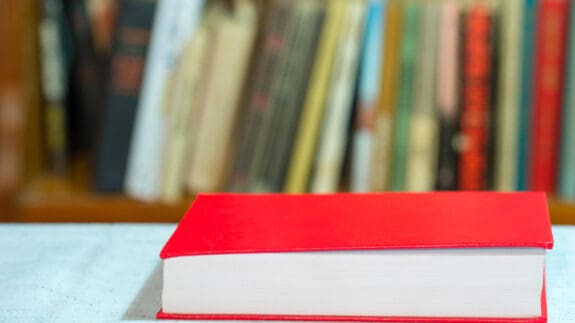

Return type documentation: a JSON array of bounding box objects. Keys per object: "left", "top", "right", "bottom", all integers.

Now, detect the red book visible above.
[
  {"left": 158, "top": 192, "right": 553, "bottom": 322},
  {"left": 530, "top": 0, "right": 569, "bottom": 191},
  {"left": 458, "top": 5, "right": 494, "bottom": 190}
]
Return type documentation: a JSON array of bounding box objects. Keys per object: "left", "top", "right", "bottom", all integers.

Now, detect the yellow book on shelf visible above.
[
  {"left": 370, "top": 0, "right": 403, "bottom": 191},
  {"left": 284, "top": 0, "right": 346, "bottom": 193}
]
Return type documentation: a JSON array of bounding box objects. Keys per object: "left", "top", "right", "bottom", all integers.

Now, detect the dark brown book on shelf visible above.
[
  {"left": 458, "top": 5, "right": 495, "bottom": 190},
  {"left": 93, "top": 0, "right": 156, "bottom": 192},
  {"left": 227, "top": 0, "right": 293, "bottom": 192},
  {"left": 253, "top": 1, "right": 324, "bottom": 192}
]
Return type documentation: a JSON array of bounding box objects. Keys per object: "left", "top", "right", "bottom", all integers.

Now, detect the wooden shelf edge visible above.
[{"left": 548, "top": 198, "right": 575, "bottom": 225}]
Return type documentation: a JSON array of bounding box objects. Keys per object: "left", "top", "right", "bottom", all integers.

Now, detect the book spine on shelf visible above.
[
  {"left": 390, "top": 1, "right": 420, "bottom": 191},
  {"left": 405, "top": 0, "right": 439, "bottom": 192},
  {"left": 39, "top": 0, "right": 70, "bottom": 175},
  {"left": 187, "top": 0, "right": 259, "bottom": 193},
  {"left": 124, "top": 0, "right": 205, "bottom": 201},
  {"left": 494, "top": 0, "right": 523, "bottom": 191},
  {"left": 529, "top": 0, "right": 569, "bottom": 192},
  {"left": 284, "top": 1, "right": 346, "bottom": 193},
  {"left": 435, "top": 0, "right": 460, "bottom": 191},
  {"left": 458, "top": 4, "right": 495, "bottom": 190},
  {"left": 254, "top": 0, "right": 325, "bottom": 193},
  {"left": 558, "top": 0, "right": 575, "bottom": 199},
  {"left": 311, "top": 0, "right": 366, "bottom": 193},
  {"left": 516, "top": 0, "right": 537, "bottom": 190},
  {"left": 350, "top": 0, "right": 386, "bottom": 192},
  {"left": 93, "top": 0, "right": 156, "bottom": 192},
  {"left": 227, "top": 0, "right": 292, "bottom": 192}
]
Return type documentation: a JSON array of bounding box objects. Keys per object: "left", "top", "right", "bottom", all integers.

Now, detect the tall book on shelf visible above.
[
  {"left": 93, "top": 0, "right": 156, "bottom": 192},
  {"left": 125, "top": 0, "right": 204, "bottom": 201},
  {"left": 351, "top": 0, "right": 385, "bottom": 192},
  {"left": 435, "top": 0, "right": 460, "bottom": 191},
  {"left": 405, "top": 0, "right": 439, "bottom": 192},
  {"left": 516, "top": 0, "right": 537, "bottom": 191},
  {"left": 390, "top": 1, "right": 420, "bottom": 191},
  {"left": 311, "top": 0, "right": 366, "bottom": 193},
  {"left": 284, "top": 0, "right": 345, "bottom": 193},
  {"left": 530, "top": 0, "right": 569, "bottom": 192}
]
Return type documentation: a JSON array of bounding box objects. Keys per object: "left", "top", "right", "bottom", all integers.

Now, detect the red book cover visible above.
[
  {"left": 530, "top": 0, "right": 569, "bottom": 191},
  {"left": 458, "top": 5, "right": 494, "bottom": 190},
  {"left": 158, "top": 192, "right": 552, "bottom": 322}
]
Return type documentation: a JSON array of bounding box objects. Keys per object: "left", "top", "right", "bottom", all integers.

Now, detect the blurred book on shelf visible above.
[{"left": 2, "top": 0, "right": 575, "bottom": 223}]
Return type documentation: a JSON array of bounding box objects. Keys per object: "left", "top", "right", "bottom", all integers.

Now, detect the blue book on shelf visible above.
[{"left": 516, "top": 0, "right": 537, "bottom": 190}]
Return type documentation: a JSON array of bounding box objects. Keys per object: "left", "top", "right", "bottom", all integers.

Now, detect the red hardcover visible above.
[
  {"left": 458, "top": 4, "right": 494, "bottom": 190},
  {"left": 530, "top": 0, "right": 569, "bottom": 192},
  {"left": 159, "top": 192, "right": 553, "bottom": 322}
]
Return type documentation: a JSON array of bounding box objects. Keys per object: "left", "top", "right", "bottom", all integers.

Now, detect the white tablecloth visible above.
[{"left": 0, "top": 224, "right": 573, "bottom": 322}]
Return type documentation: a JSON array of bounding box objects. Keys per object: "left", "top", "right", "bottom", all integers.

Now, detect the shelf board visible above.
[
  {"left": 16, "top": 175, "right": 575, "bottom": 224},
  {"left": 17, "top": 175, "right": 193, "bottom": 222}
]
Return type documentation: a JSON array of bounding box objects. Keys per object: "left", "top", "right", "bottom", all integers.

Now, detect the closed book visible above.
[
  {"left": 435, "top": 0, "right": 460, "bottom": 190},
  {"left": 158, "top": 192, "right": 552, "bottom": 322},
  {"left": 405, "top": 0, "right": 439, "bottom": 192},
  {"left": 93, "top": 0, "right": 156, "bottom": 192},
  {"left": 311, "top": 0, "right": 367, "bottom": 193},
  {"left": 284, "top": 1, "right": 346, "bottom": 193},
  {"left": 390, "top": 1, "right": 420, "bottom": 191},
  {"left": 530, "top": 0, "right": 569, "bottom": 192},
  {"left": 494, "top": 0, "right": 523, "bottom": 191},
  {"left": 124, "top": 0, "right": 204, "bottom": 201},
  {"left": 516, "top": 0, "right": 537, "bottom": 190},
  {"left": 350, "top": 0, "right": 386, "bottom": 192},
  {"left": 558, "top": 1, "right": 575, "bottom": 200},
  {"left": 458, "top": 4, "right": 495, "bottom": 190}
]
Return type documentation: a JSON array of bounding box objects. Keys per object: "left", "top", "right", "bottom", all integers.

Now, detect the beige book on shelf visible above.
[
  {"left": 311, "top": 0, "right": 367, "bottom": 193},
  {"left": 284, "top": 1, "right": 346, "bottom": 193},
  {"left": 370, "top": 0, "right": 403, "bottom": 191},
  {"left": 405, "top": 0, "right": 439, "bottom": 192},
  {"left": 494, "top": 0, "right": 523, "bottom": 191},
  {"left": 187, "top": 0, "right": 259, "bottom": 193},
  {"left": 159, "top": 24, "right": 210, "bottom": 203}
]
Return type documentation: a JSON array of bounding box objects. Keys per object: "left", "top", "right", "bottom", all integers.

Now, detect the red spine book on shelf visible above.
[
  {"left": 158, "top": 192, "right": 553, "bottom": 322},
  {"left": 530, "top": 0, "right": 569, "bottom": 192},
  {"left": 458, "top": 5, "right": 494, "bottom": 190}
]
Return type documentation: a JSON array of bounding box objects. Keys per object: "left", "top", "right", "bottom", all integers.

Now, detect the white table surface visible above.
[{"left": 0, "top": 224, "right": 573, "bottom": 323}]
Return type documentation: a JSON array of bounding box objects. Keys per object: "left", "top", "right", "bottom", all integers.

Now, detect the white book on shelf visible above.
[
  {"left": 125, "top": 0, "right": 205, "bottom": 202},
  {"left": 311, "top": 0, "right": 367, "bottom": 193}
]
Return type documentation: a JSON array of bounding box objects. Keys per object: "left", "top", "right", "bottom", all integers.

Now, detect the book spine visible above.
[
  {"left": 38, "top": 0, "right": 69, "bottom": 175},
  {"left": 494, "top": 0, "right": 523, "bottom": 191},
  {"left": 530, "top": 0, "right": 569, "bottom": 192},
  {"left": 311, "top": 0, "right": 366, "bottom": 193},
  {"left": 435, "top": 0, "right": 460, "bottom": 190},
  {"left": 405, "top": 0, "right": 439, "bottom": 192},
  {"left": 558, "top": 1, "right": 575, "bottom": 199},
  {"left": 227, "top": 0, "right": 292, "bottom": 192},
  {"left": 93, "top": 0, "right": 156, "bottom": 192},
  {"left": 516, "top": 0, "right": 537, "bottom": 190},
  {"left": 284, "top": 1, "right": 346, "bottom": 193},
  {"left": 160, "top": 23, "right": 210, "bottom": 202},
  {"left": 390, "top": 2, "right": 420, "bottom": 191},
  {"left": 369, "top": 0, "right": 399, "bottom": 192},
  {"left": 125, "top": 0, "right": 205, "bottom": 201},
  {"left": 350, "top": 0, "right": 385, "bottom": 192},
  {"left": 188, "top": 0, "right": 259, "bottom": 193},
  {"left": 458, "top": 5, "right": 494, "bottom": 190},
  {"left": 255, "top": 0, "right": 325, "bottom": 192}
]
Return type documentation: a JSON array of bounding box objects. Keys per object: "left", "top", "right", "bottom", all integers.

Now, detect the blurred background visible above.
[{"left": 1, "top": 0, "right": 574, "bottom": 223}]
